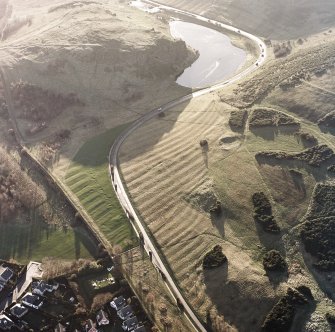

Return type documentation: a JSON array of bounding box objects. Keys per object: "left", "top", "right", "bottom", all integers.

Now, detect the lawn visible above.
[
  {"left": 65, "top": 124, "right": 137, "bottom": 250},
  {"left": 0, "top": 221, "right": 97, "bottom": 264}
]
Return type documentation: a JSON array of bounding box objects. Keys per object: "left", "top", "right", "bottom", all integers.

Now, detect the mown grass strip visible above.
[{"left": 65, "top": 124, "right": 137, "bottom": 250}]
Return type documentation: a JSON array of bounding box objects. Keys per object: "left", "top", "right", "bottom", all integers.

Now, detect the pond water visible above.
[
  {"left": 130, "top": 0, "right": 160, "bottom": 13},
  {"left": 170, "top": 21, "right": 247, "bottom": 88}
]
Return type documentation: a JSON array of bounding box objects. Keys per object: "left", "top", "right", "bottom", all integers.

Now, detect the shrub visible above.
[
  {"left": 301, "top": 184, "right": 335, "bottom": 271},
  {"left": 326, "top": 312, "right": 335, "bottom": 325},
  {"left": 318, "top": 111, "right": 335, "bottom": 127},
  {"left": 203, "top": 245, "right": 227, "bottom": 269},
  {"left": 294, "top": 131, "right": 318, "bottom": 146},
  {"left": 296, "top": 285, "right": 313, "bottom": 301},
  {"left": 328, "top": 165, "right": 335, "bottom": 173},
  {"left": 249, "top": 108, "right": 299, "bottom": 127},
  {"left": 256, "top": 144, "right": 335, "bottom": 167},
  {"left": 252, "top": 192, "right": 280, "bottom": 233},
  {"left": 263, "top": 250, "right": 287, "bottom": 272},
  {"left": 200, "top": 139, "right": 208, "bottom": 147},
  {"left": 228, "top": 110, "right": 248, "bottom": 130},
  {"left": 262, "top": 288, "right": 308, "bottom": 332}
]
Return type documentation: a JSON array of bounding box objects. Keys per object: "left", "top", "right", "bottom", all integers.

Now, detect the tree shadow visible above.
[
  {"left": 201, "top": 143, "right": 209, "bottom": 168},
  {"left": 289, "top": 169, "right": 306, "bottom": 196},
  {"left": 265, "top": 269, "right": 289, "bottom": 288}
]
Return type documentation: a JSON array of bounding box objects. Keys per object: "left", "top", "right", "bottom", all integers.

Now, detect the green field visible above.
[
  {"left": 0, "top": 221, "right": 97, "bottom": 264},
  {"left": 65, "top": 124, "right": 137, "bottom": 250}
]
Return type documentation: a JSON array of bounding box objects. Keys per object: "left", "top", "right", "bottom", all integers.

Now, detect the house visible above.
[
  {"left": 0, "top": 314, "right": 14, "bottom": 330},
  {"left": 32, "top": 280, "right": 59, "bottom": 296},
  {"left": 32, "top": 281, "right": 48, "bottom": 296},
  {"left": 122, "top": 316, "right": 138, "bottom": 331},
  {"left": 0, "top": 266, "right": 13, "bottom": 284},
  {"left": 110, "top": 295, "right": 126, "bottom": 310},
  {"left": 96, "top": 309, "right": 109, "bottom": 326},
  {"left": 10, "top": 303, "right": 29, "bottom": 318},
  {"left": 117, "top": 305, "right": 134, "bottom": 320},
  {"left": 21, "top": 292, "right": 44, "bottom": 309},
  {"left": 134, "top": 326, "right": 146, "bottom": 332},
  {"left": 85, "top": 319, "right": 97, "bottom": 332},
  {"left": 54, "top": 323, "right": 66, "bottom": 332}
]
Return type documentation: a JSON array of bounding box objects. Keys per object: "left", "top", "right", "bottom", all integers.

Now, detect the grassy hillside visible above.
[{"left": 65, "top": 124, "right": 137, "bottom": 250}]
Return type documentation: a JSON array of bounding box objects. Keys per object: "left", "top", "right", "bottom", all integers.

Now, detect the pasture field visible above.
[
  {"left": 119, "top": 81, "right": 335, "bottom": 330},
  {"left": 0, "top": 222, "right": 97, "bottom": 264}
]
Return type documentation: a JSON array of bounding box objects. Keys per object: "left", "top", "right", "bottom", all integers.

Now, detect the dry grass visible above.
[{"left": 122, "top": 247, "right": 194, "bottom": 331}]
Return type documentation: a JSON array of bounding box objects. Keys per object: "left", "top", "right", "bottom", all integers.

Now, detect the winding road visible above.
[{"left": 109, "top": 2, "right": 267, "bottom": 331}]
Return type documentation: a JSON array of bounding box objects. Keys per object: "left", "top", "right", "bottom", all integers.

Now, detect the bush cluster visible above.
[
  {"left": 203, "top": 245, "right": 227, "bottom": 269},
  {"left": 294, "top": 131, "right": 318, "bottom": 146},
  {"left": 249, "top": 108, "right": 299, "bottom": 128},
  {"left": 11, "top": 81, "right": 83, "bottom": 123},
  {"left": 228, "top": 109, "right": 248, "bottom": 130},
  {"left": 263, "top": 250, "right": 287, "bottom": 272},
  {"left": 318, "top": 111, "right": 335, "bottom": 127},
  {"left": 301, "top": 184, "right": 335, "bottom": 271},
  {"left": 273, "top": 42, "right": 292, "bottom": 58},
  {"left": 252, "top": 192, "right": 280, "bottom": 233},
  {"left": 262, "top": 287, "right": 310, "bottom": 332},
  {"left": 328, "top": 165, "right": 335, "bottom": 173},
  {"left": 256, "top": 144, "right": 335, "bottom": 167}
]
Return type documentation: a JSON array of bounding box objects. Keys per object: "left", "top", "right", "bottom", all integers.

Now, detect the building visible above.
[
  {"left": 96, "top": 309, "right": 109, "bottom": 326},
  {"left": 117, "top": 305, "right": 134, "bottom": 320},
  {"left": 0, "top": 266, "right": 13, "bottom": 284},
  {"left": 0, "top": 314, "right": 14, "bottom": 330},
  {"left": 21, "top": 292, "right": 44, "bottom": 309},
  {"left": 85, "top": 319, "right": 98, "bottom": 332},
  {"left": 32, "top": 281, "right": 48, "bottom": 296},
  {"left": 10, "top": 304, "right": 29, "bottom": 318},
  {"left": 134, "top": 326, "right": 146, "bottom": 332},
  {"left": 54, "top": 323, "right": 66, "bottom": 332},
  {"left": 122, "top": 316, "right": 138, "bottom": 331},
  {"left": 110, "top": 295, "right": 126, "bottom": 310},
  {"left": 32, "top": 280, "right": 59, "bottom": 296}
]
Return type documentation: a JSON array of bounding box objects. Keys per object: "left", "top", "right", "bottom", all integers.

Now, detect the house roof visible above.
[
  {"left": 111, "top": 295, "right": 126, "bottom": 308},
  {"left": 22, "top": 292, "right": 43, "bottom": 307},
  {"left": 123, "top": 316, "right": 138, "bottom": 329},
  {"left": 118, "top": 305, "right": 134, "bottom": 318},
  {"left": 0, "top": 314, "right": 14, "bottom": 330},
  {"left": 96, "top": 309, "right": 109, "bottom": 324},
  {"left": 10, "top": 304, "right": 29, "bottom": 317},
  {"left": 32, "top": 281, "right": 48, "bottom": 294},
  {"left": 134, "top": 326, "right": 146, "bottom": 332},
  {"left": 85, "top": 319, "right": 97, "bottom": 332},
  {"left": 0, "top": 267, "right": 13, "bottom": 282},
  {"left": 54, "top": 323, "right": 66, "bottom": 332}
]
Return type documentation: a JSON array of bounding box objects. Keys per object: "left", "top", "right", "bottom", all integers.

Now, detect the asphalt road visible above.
[{"left": 109, "top": 2, "right": 267, "bottom": 331}]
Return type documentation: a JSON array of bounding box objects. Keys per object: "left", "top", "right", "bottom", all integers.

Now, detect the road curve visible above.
[{"left": 109, "top": 3, "right": 267, "bottom": 331}]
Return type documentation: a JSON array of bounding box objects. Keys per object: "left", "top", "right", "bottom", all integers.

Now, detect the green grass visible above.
[
  {"left": 65, "top": 124, "right": 137, "bottom": 250},
  {"left": 0, "top": 221, "right": 97, "bottom": 264}
]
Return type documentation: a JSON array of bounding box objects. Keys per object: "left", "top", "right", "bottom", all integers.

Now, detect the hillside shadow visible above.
[
  {"left": 250, "top": 125, "right": 300, "bottom": 141},
  {"left": 0, "top": 219, "right": 98, "bottom": 261},
  {"left": 319, "top": 125, "right": 335, "bottom": 136},
  {"left": 62, "top": 97, "right": 192, "bottom": 167},
  {"left": 203, "top": 264, "right": 276, "bottom": 332},
  {"left": 255, "top": 155, "right": 330, "bottom": 182}
]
